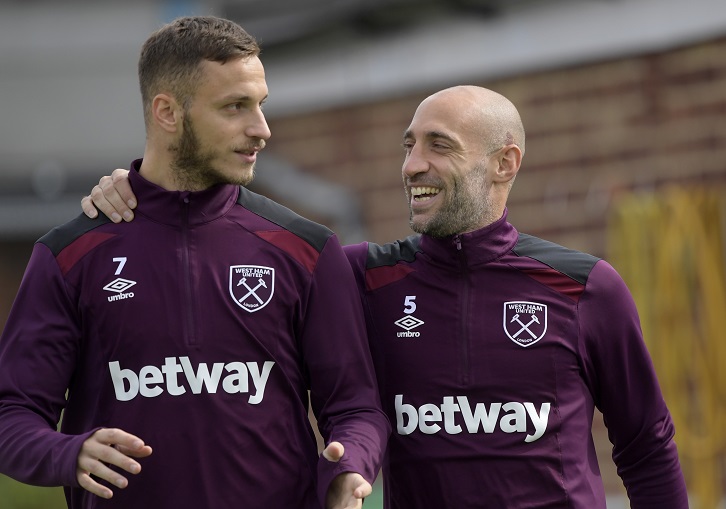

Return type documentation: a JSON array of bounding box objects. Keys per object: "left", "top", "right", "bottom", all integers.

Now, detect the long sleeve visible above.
[
  {"left": 301, "top": 235, "right": 390, "bottom": 506},
  {"left": 0, "top": 243, "right": 92, "bottom": 487},
  {"left": 579, "top": 260, "right": 688, "bottom": 508}
]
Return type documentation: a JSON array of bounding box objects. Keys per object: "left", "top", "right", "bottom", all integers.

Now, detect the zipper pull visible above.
[{"left": 454, "top": 234, "right": 462, "bottom": 251}]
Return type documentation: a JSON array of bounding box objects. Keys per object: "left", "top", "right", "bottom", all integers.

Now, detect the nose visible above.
[
  {"left": 402, "top": 144, "right": 429, "bottom": 179},
  {"left": 247, "top": 108, "right": 271, "bottom": 141}
]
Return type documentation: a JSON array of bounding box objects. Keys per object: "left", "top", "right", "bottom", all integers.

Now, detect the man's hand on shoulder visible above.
[{"left": 81, "top": 169, "right": 135, "bottom": 223}]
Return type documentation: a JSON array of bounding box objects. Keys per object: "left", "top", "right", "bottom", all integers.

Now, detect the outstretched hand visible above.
[
  {"left": 323, "top": 442, "right": 373, "bottom": 509},
  {"left": 76, "top": 428, "right": 152, "bottom": 499},
  {"left": 81, "top": 169, "right": 135, "bottom": 223}
]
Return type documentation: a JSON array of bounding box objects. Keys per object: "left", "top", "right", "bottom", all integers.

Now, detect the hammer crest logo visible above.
[
  {"left": 230, "top": 265, "right": 275, "bottom": 313},
  {"left": 503, "top": 301, "right": 547, "bottom": 347}
]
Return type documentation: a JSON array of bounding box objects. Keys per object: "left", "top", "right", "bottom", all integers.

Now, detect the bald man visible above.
[{"left": 82, "top": 85, "right": 688, "bottom": 508}]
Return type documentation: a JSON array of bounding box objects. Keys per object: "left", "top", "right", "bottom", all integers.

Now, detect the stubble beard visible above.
[
  {"left": 169, "top": 115, "right": 256, "bottom": 191},
  {"left": 408, "top": 162, "right": 492, "bottom": 238}
]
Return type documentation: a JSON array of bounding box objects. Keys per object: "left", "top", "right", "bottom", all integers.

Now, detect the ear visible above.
[
  {"left": 150, "top": 93, "right": 182, "bottom": 133},
  {"left": 493, "top": 144, "right": 522, "bottom": 183}
]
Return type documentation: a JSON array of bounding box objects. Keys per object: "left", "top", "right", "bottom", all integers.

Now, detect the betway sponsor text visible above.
[
  {"left": 395, "top": 394, "right": 550, "bottom": 443},
  {"left": 109, "top": 357, "right": 274, "bottom": 403}
]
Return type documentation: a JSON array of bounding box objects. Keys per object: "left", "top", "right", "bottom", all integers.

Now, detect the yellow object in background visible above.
[{"left": 608, "top": 187, "right": 726, "bottom": 509}]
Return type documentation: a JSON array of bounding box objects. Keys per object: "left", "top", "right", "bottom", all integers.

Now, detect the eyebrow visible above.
[
  {"left": 403, "top": 129, "right": 459, "bottom": 146},
  {"left": 221, "top": 94, "right": 269, "bottom": 104}
]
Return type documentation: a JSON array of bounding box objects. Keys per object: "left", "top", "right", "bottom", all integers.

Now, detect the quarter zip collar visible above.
[
  {"left": 419, "top": 209, "right": 519, "bottom": 267},
  {"left": 128, "top": 159, "right": 239, "bottom": 227}
]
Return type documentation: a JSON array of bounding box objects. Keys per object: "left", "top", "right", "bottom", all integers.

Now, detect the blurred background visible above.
[{"left": 1, "top": 0, "right": 725, "bottom": 507}]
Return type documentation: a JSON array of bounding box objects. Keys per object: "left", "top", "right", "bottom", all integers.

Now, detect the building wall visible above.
[
  {"left": 266, "top": 35, "right": 726, "bottom": 255},
  {"left": 1, "top": 30, "right": 724, "bottom": 504}
]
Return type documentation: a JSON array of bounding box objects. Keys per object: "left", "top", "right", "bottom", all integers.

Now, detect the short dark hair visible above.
[{"left": 138, "top": 16, "right": 260, "bottom": 126}]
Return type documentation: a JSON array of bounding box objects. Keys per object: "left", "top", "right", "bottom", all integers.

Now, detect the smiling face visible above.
[
  {"left": 404, "top": 149, "right": 494, "bottom": 239},
  {"left": 401, "top": 86, "right": 524, "bottom": 238},
  {"left": 168, "top": 56, "right": 270, "bottom": 191}
]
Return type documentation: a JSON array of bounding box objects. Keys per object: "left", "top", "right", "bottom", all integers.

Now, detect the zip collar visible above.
[
  {"left": 418, "top": 209, "right": 519, "bottom": 267},
  {"left": 128, "top": 159, "right": 239, "bottom": 227}
]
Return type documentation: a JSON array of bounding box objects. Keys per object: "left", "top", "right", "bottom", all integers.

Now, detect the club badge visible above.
[
  {"left": 503, "top": 301, "right": 547, "bottom": 347},
  {"left": 229, "top": 265, "right": 275, "bottom": 313}
]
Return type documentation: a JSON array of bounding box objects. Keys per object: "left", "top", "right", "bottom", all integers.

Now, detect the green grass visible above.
[
  {"left": 0, "top": 475, "right": 66, "bottom": 509},
  {"left": 0, "top": 474, "right": 384, "bottom": 508},
  {"left": 366, "top": 477, "right": 384, "bottom": 508}
]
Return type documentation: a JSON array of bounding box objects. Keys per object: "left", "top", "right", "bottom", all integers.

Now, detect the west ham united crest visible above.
[
  {"left": 229, "top": 265, "right": 275, "bottom": 313},
  {"left": 503, "top": 301, "right": 547, "bottom": 347}
]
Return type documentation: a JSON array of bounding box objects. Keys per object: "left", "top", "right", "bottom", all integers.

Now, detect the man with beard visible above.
[
  {"left": 0, "top": 16, "right": 389, "bottom": 509},
  {"left": 342, "top": 86, "right": 688, "bottom": 508},
  {"left": 80, "top": 86, "right": 688, "bottom": 508}
]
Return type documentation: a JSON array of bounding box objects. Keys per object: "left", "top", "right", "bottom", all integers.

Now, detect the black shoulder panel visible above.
[
  {"left": 37, "top": 212, "right": 113, "bottom": 257},
  {"left": 513, "top": 233, "right": 600, "bottom": 285},
  {"left": 366, "top": 235, "right": 422, "bottom": 269},
  {"left": 237, "top": 186, "right": 333, "bottom": 254}
]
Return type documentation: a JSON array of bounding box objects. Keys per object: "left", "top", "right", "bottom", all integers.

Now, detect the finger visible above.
[
  {"left": 94, "top": 175, "right": 132, "bottom": 222},
  {"left": 89, "top": 184, "right": 123, "bottom": 223},
  {"left": 93, "top": 445, "right": 143, "bottom": 475},
  {"left": 77, "top": 456, "right": 131, "bottom": 490},
  {"left": 95, "top": 427, "right": 147, "bottom": 451},
  {"left": 322, "top": 441, "right": 345, "bottom": 462},
  {"left": 353, "top": 480, "right": 372, "bottom": 499},
  {"left": 115, "top": 443, "right": 153, "bottom": 458},
  {"left": 91, "top": 428, "right": 150, "bottom": 473},
  {"left": 81, "top": 195, "right": 98, "bottom": 219},
  {"left": 110, "top": 169, "right": 136, "bottom": 210},
  {"left": 77, "top": 471, "right": 114, "bottom": 499}
]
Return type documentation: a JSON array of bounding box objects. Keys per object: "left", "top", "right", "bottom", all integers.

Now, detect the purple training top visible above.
[
  {"left": 0, "top": 160, "right": 389, "bottom": 509},
  {"left": 344, "top": 211, "right": 688, "bottom": 509}
]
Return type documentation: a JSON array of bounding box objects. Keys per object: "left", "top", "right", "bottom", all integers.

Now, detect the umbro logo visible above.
[
  {"left": 394, "top": 316, "right": 424, "bottom": 338},
  {"left": 395, "top": 316, "right": 424, "bottom": 330},
  {"left": 395, "top": 295, "right": 424, "bottom": 337},
  {"left": 104, "top": 278, "right": 136, "bottom": 293},
  {"left": 103, "top": 278, "right": 136, "bottom": 302}
]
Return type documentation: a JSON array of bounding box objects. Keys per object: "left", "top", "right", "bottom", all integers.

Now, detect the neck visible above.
[{"left": 138, "top": 146, "right": 179, "bottom": 191}]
